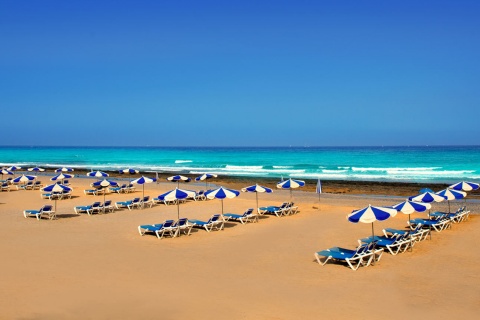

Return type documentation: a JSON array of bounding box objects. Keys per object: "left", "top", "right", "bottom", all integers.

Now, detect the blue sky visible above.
[{"left": 1, "top": 0, "right": 479, "bottom": 146}]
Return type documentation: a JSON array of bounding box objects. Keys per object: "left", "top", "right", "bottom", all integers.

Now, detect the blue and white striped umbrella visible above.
[
  {"left": 159, "top": 188, "right": 197, "bottom": 220},
  {"left": 348, "top": 205, "right": 397, "bottom": 260},
  {"left": 242, "top": 184, "right": 273, "bottom": 215},
  {"left": 13, "top": 174, "right": 37, "bottom": 183},
  {"left": 1, "top": 169, "right": 13, "bottom": 179},
  {"left": 28, "top": 167, "right": 45, "bottom": 173},
  {"left": 8, "top": 166, "right": 22, "bottom": 171},
  {"left": 205, "top": 186, "right": 240, "bottom": 215},
  {"left": 409, "top": 192, "right": 446, "bottom": 203},
  {"left": 131, "top": 176, "right": 157, "bottom": 199},
  {"left": 51, "top": 173, "right": 73, "bottom": 181},
  {"left": 436, "top": 188, "right": 467, "bottom": 212},
  {"left": 87, "top": 171, "right": 109, "bottom": 178},
  {"left": 392, "top": 199, "right": 431, "bottom": 224},
  {"left": 167, "top": 175, "right": 191, "bottom": 187},
  {"left": 195, "top": 173, "right": 218, "bottom": 188},
  {"left": 119, "top": 168, "right": 139, "bottom": 174},
  {"left": 449, "top": 181, "right": 480, "bottom": 192},
  {"left": 276, "top": 178, "right": 305, "bottom": 199},
  {"left": 55, "top": 167, "right": 74, "bottom": 173},
  {"left": 42, "top": 183, "right": 73, "bottom": 212}
]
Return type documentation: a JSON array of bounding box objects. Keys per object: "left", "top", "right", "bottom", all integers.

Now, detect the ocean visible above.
[{"left": 0, "top": 146, "right": 479, "bottom": 183}]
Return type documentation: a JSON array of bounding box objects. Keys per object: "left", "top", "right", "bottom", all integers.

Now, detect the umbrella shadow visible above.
[{"left": 53, "top": 214, "right": 82, "bottom": 219}]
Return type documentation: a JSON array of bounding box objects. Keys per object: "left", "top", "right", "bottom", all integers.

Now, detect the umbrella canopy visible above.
[
  {"left": 392, "top": 200, "right": 431, "bottom": 215},
  {"left": 436, "top": 188, "right": 467, "bottom": 212},
  {"left": 7, "top": 166, "right": 22, "bottom": 171},
  {"left": 449, "top": 181, "right": 480, "bottom": 192},
  {"left": 276, "top": 178, "right": 305, "bottom": 200},
  {"left": 51, "top": 173, "right": 73, "bottom": 181},
  {"left": 91, "top": 179, "right": 119, "bottom": 213},
  {"left": 119, "top": 168, "right": 139, "bottom": 174},
  {"left": 167, "top": 175, "right": 191, "bottom": 187},
  {"left": 159, "top": 188, "right": 196, "bottom": 220},
  {"left": 348, "top": 205, "right": 397, "bottom": 264},
  {"left": 1, "top": 169, "right": 13, "bottom": 179},
  {"left": 87, "top": 171, "right": 109, "bottom": 178},
  {"left": 13, "top": 174, "right": 37, "bottom": 183},
  {"left": 409, "top": 192, "right": 446, "bottom": 203},
  {"left": 241, "top": 184, "right": 273, "bottom": 218},
  {"left": 55, "top": 167, "right": 74, "bottom": 173},
  {"left": 195, "top": 173, "right": 218, "bottom": 188},
  {"left": 205, "top": 186, "right": 240, "bottom": 215},
  {"left": 28, "top": 167, "right": 45, "bottom": 173},
  {"left": 131, "top": 176, "right": 157, "bottom": 200}
]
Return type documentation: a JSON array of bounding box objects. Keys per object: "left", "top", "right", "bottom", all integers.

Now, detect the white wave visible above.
[
  {"left": 225, "top": 165, "right": 263, "bottom": 170},
  {"left": 337, "top": 166, "right": 350, "bottom": 169},
  {"left": 351, "top": 167, "right": 442, "bottom": 172},
  {"left": 386, "top": 169, "right": 475, "bottom": 176},
  {"left": 273, "top": 166, "right": 293, "bottom": 169},
  {"left": 175, "top": 160, "right": 192, "bottom": 164},
  {"left": 322, "top": 169, "right": 348, "bottom": 173}
]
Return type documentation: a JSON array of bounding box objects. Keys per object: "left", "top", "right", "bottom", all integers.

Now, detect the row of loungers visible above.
[
  {"left": 315, "top": 206, "right": 470, "bottom": 271},
  {"left": 41, "top": 190, "right": 72, "bottom": 200},
  {"left": 74, "top": 201, "right": 115, "bottom": 215},
  {"left": 258, "top": 202, "right": 298, "bottom": 217}
]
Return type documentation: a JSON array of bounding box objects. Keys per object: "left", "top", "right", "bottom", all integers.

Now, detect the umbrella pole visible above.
[
  {"left": 290, "top": 188, "right": 292, "bottom": 202},
  {"left": 318, "top": 192, "right": 321, "bottom": 210},
  {"left": 221, "top": 199, "right": 224, "bottom": 221},
  {"left": 142, "top": 184, "right": 145, "bottom": 209},
  {"left": 448, "top": 200, "right": 450, "bottom": 213},
  {"left": 103, "top": 191, "right": 106, "bottom": 214},
  {"left": 176, "top": 202, "right": 181, "bottom": 237},
  {"left": 371, "top": 222, "right": 376, "bottom": 265},
  {"left": 256, "top": 192, "right": 259, "bottom": 223}
]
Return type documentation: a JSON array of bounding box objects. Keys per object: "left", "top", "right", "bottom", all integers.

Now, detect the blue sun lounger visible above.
[
  {"left": 74, "top": 202, "right": 101, "bottom": 215},
  {"left": 138, "top": 220, "right": 175, "bottom": 238},
  {"left": 361, "top": 234, "right": 411, "bottom": 255},
  {"left": 115, "top": 197, "right": 141, "bottom": 210},
  {"left": 188, "top": 214, "right": 224, "bottom": 232},
  {"left": 24, "top": 205, "right": 55, "bottom": 220},
  {"left": 223, "top": 208, "right": 255, "bottom": 224},
  {"left": 314, "top": 242, "right": 377, "bottom": 271}
]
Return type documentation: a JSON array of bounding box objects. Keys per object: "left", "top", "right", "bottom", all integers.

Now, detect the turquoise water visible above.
[{"left": 0, "top": 146, "right": 479, "bottom": 183}]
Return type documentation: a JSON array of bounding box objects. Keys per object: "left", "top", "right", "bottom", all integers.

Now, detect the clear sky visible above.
[{"left": 1, "top": 0, "right": 479, "bottom": 146}]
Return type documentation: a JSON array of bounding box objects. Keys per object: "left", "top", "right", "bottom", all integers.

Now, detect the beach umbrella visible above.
[
  {"left": 409, "top": 192, "right": 446, "bottom": 203},
  {"left": 392, "top": 200, "right": 431, "bottom": 221},
  {"left": 195, "top": 173, "right": 218, "bottom": 189},
  {"left": 276, "top": 178, "right": 305, "bottom": 200},
  {"left": 55, "top": 167, "right": 74, "bottom": 173},
  {"left": 119, "top": 168, "right": 139, "bottom": 174},
  {"left": 419, "top": 188, "right": 433, "bottom": 194},
  {"left": 131, "top": 176, "right": 157, "bottom": 203},
  {"left": 159, "top": 188, "right": 196, "bottom": 221},
  {"left": 167, "top": 175, "right": 191, "bottom": 187},
  {"left": 50, "top": 173, "right": 73, "bottom": 183},
  {"left": 1, "top": 169, "right": 13, "bottom": 180},
  {"left": 347, "top": 205, "right": 397, "bottom": 264},
  {"left": 205, "top": 186, "right": 240, "bottom": 217},
  {"left": 7, "top": 166, "right": 22, "bottom": 171},
  {"left": 13, "top": 174, "right": 37, "bottom": 187},
  {"left": 41, "top": 182, "right": 72, "bottom": 213},
  {"left": 91, "top": 179, "right": 119, "bottom": 213},
  {"left": 87, "top": 171, "right": 109, "bottom": 178},
  {"left": 436, "top": 188, "right": 466, "bottom": 213},
  {"left": 28, "top": 167, "right": 45, "bottom": 174},
  {"left": 449, "top": 181, "right": 480, "bottom": 192},
  {"left": 241, "top": 184, "right": 272, "bottom": 217}
]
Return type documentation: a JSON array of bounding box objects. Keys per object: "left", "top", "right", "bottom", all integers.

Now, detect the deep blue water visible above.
[{"left": 1, "top": 146, "right": 479, "bottom": 183}]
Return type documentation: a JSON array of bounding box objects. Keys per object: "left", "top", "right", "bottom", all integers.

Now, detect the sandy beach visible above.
[{"left": 1, "top": 176, "right": 479, "bottom": 319}]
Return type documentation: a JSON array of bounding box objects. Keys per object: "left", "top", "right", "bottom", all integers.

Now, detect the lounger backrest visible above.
[
  {"left": 176, "top": 218, "right": 188, "bottom": 226},
  {"left": 104, "top": 200, "right": 111, "bottom": 206},
  {"left": 163, "top": 220, "right": 175, "bottom": 228},
  {"left": 244, "top": 208, "right": 254, "bottom": 216},
  {"left": 143, "top": 196, "right": 149, "bottom": 201},
  {"left": 41, "top": 205, "right": 53, "bottom": 212},
  {"left": 92, "top": 202, "right": 101, "bottom": 207},
  {"left": 132, "top": 198, "right": 140, "bottom": 202},
  {"left": 209, "top": 214, "right": 220, "bottom": 223}
]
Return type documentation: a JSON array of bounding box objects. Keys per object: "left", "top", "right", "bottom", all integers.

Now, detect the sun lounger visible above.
[
  {"left": 258, "top": 202, "right": 290, "bottom": 217},
  {"left": 110, "top": 184, "right": 127, "bottom": 194},
  {"left": 314, "top": 242, "right": 377, "bottom": 271},
  {"left": 361, "top": 234, "right": 411, "bottom": 255},
  {"left": 24, "top": 205, "right": 55, "bottom": 220},
  {"left": 172, "top": 218, "right": 193, "bottom": 237},
  {"left": 74, "top": 202, "right": 102, "bottom": 215},
  {"left": 383, "top": 224, "right": 429, "bottom": 243},
  {"left": 1, "top": 182, "right": 10, "bottom": 192},
  {"left": 84, "top": 188, "right": 104, "bottom": 196},
  {"left": 141, "top": 196, "right": 154, "bottom": 208},
  {"left": 33, "top": 181, "right": 43, "bottom": 190},
  {"left": 115, "top": 197, "right": 141, "bottom": 210},
  {"left": 126, "top": 183, "right": 136, "bottom": 193},
  {"left": 17, "top": 181, "right": 35, "bottom": 190},
  {"left": 409, "top": 217, "right": 452, "bottom": 233},
  {"left": 188, "top": 214, "right": 224, "bottom": 232},
  {"left": 195, "top": 190, "right": 206, "bottom": 201},
  {"left": 223, "top": 208, "right": 255, "bottom": 224},
  {"left": 138, "top": 220, "right": 176, "bottom": 237},
  {"left": 101, "top": 200, "right": 114, "bottom": 213},
  {"left": 63, "top": 179, "right": 70, "bottom": 186}
]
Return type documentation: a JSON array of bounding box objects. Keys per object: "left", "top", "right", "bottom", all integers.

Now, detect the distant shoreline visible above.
[{"left": 27, "top": 167, "right": 472, "bottom": 197}]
